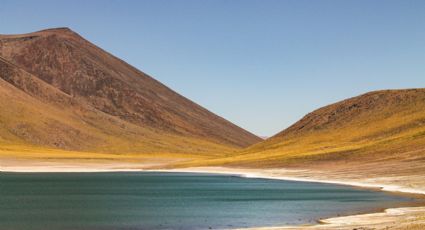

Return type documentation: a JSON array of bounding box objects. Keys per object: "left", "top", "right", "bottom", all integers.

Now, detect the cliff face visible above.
[{"left": 0, "top": 28, "right": 260, "bottom": 154}]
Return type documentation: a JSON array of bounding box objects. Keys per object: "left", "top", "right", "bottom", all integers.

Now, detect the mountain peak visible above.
[
  {"left": 0, "top": 27, "right": 80, "bottom": 40},
  {"left": 33, "top": 27, "right": 83, "bottom": 39},
  {"left": 36, "top": 27, "right": 74, "bottom": 34},
  {"left": 0, "top": 28, "right": 261, "bottom": 153}
]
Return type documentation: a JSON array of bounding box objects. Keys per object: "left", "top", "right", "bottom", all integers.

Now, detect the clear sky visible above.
[{"left": 1, "top": 0, "right": 424, "bottom": 137}]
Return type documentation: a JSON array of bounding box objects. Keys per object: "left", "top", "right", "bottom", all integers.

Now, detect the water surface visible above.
[{"left": 0, "top": 172, "right": 414, "bottom": 229}]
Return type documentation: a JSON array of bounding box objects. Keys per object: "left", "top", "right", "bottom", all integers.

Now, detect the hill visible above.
[
  {"left": 184, "top": 89, "right": 425, "bottom": 167},
  {"left": 0, "top": 28, "right": 260, "bottom": 157}
]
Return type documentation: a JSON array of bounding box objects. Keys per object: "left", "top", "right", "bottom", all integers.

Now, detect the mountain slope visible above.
[
  {"left": 185, "top": 89, "right": 425, "bottom": 167},
  {"left": 0, "top": 56, "right": 235, "bottom": 155},
  {"left": 0, "top": 28, "right": 260, "bottom": 155}
]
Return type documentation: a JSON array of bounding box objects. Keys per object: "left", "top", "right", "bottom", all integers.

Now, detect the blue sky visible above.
[{"left": 1, "top": 0, "right": 424, "bottom": 136}]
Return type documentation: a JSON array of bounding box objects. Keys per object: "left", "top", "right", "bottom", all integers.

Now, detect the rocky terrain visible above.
[{"left": 0, "top": 28, "right": 260, "bottom": 156}]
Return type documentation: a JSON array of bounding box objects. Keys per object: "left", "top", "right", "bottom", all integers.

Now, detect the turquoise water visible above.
[{"left": 0, "top": 172, "right": 414, "bottom": 230}]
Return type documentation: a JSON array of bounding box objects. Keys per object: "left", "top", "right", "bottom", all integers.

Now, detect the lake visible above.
[{"left": 0, "top": 172, "right": 414, "bottom": 230}]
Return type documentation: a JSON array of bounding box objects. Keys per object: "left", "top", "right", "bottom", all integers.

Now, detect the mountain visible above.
[
  {"left": 189, "top": 89, "right": 425, "bottom": 167},
  {"left": 0, "top": 28, "right": 260, "bottom": 155}
]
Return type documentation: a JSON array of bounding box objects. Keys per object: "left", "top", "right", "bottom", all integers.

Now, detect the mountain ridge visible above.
[{"left": 0, "top": 28, "right": 261, "bottom": 155}]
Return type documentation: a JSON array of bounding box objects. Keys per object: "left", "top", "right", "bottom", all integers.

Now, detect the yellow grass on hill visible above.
[
  {"left": 176, "top": 89, "right": 425, "bottom": 168},
  {"left": 0, "top": 72, "right": 237, "bottom": 158}
]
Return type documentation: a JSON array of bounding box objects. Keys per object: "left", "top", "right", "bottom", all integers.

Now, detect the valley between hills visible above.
[{"left": 1, "top": 28, "right": 425, "bottom": 229}]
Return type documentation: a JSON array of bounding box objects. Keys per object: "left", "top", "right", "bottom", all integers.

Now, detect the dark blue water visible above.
[{"left": 0, "top": 172, "right": 414, "bottom": 230}]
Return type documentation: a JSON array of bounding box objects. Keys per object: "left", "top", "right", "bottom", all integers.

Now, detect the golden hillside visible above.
[{"left": 183, "top": 89, "right": 425, "bottom": 167}]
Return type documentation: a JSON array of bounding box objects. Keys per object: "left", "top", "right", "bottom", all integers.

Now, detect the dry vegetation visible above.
[
  {"left": 177, "top": 89, "right": 425, "bottom": 168},
  {"left": 0, "top": 28, "right": 260, "bottom": 160}
]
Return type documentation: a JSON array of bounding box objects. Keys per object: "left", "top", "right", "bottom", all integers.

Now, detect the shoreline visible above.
[
  {"left": 1, "top": 163, "right": 425, "bottom": 229},
  {"left": 152, "top": 167, "right": 425, "bottom": 195},
  {"left": 152, "top": 167, "right": 425, "bottom": 229}
]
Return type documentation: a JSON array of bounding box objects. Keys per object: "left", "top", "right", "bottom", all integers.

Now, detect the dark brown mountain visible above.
[{"left": 0, "top": 28, "right": 260, "bottom": 154}]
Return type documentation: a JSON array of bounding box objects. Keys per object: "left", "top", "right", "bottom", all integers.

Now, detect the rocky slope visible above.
[{"left": 0, "top": 28, "right": 260, "bottom": 155}]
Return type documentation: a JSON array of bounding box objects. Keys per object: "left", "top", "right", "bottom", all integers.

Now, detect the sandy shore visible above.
[
  {"left": 155, "top": 167, "right": 425, "bottom": 195},
  {"left": 0, "top": 157, "right": 169, "bottom": 172},
  {"left": 1, "top": 161, "right": 425, "bottom": 229}
]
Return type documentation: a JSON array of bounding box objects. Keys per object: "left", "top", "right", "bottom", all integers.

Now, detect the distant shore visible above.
[
  {"left": 154, "top": 167, "right": 425, "bottom": 230},
  {"left": 1, "top": 161, "right": 425, "bottom": 229}
]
